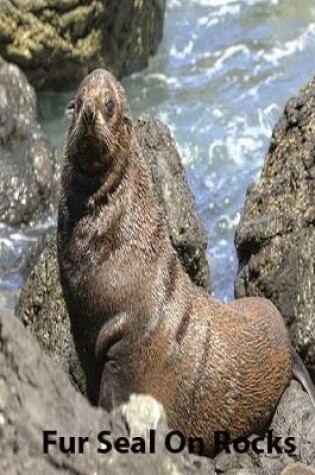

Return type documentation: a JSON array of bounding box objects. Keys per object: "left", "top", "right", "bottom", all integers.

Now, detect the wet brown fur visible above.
[{"left": 58, "top": 69, "right": 293, "bottom": 455}]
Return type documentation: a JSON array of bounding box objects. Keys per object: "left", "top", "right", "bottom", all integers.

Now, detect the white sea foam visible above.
[
  {"left": 175, "top": 141, "right": 198, "bottom": 167},
  {"left": 170, "top": 40, "right": 194, "bottom": 59},
  {"left": 33, "top": 213, "right": 56, "bottom": 231},
  {"left": 9, "top": 233, "right": 38, "bottom": 243},
  {"left": 191, "top": 0, "right": 238, "bottom": 6},
  {"left": 168, "top": 0, "right": 181, "bottom": 8},
  {"left": 212, "top": 108, "right": 224, "bottom": 119},
  {"left": 218, "top": 212, "right": 241, "bottom": 231},
  {"left": 198, "top": 16, "right": 219, "bottom": 28},
  {"left": 256, "top": 23, "right": 315, "bottom": 66},
  {"left": 190, "top": 0, "right": 277, "bottom": 7},
  {"left": 245, "top": 74, "right": 281, "bottom": 100},
  {"left": 244, "top": 0, "right": 278, "bottom": 4},
  {"left": 208, "top": 104, "right": 278, "bottom": 167},
  {"left": 191, "top": 1, "right": 241, "bottom": 17},
  {"left": 215, "top": 4, "right": 240, "bottom": 17},
  {"left": 208, "top": 128, "right": 261, "bottom": 167},
  {"left": 144, "top": 73, "right": 180, "bottom": 88},
  {"left": 0, "top": 239, "right": 14, "bottom": 250},
  {"left": 211, "top": 45, "right": 251, "bottom": 74}
]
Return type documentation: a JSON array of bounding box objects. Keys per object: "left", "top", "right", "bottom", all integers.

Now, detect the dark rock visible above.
[
  {"left": 137, "top": 115, "right": 210, "bottom": 289},
  {"left": 0, "top": 309, "right": 215, "bottom": 474},
  {"left": 235, "top": 76, "right": 315, "bottom": 377},
  {"left": 15, "top": 231, "right": 85, "bottom": 394},
  {"left": 16, "top": 116, "right": 210, "bottom": 392},
  {"left": 0, "top": 62, "right": 56, "bottom": 226},
  {"left": 0, "top": 0, "right": 166, "bottom": 90}
]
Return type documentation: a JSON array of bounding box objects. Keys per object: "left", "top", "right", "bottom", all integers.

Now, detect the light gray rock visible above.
[
  {"left": 137, "top": 115, "right": 210, "bottom": 289},
  {"left": 0, "top": 309, "right": 216, "bottom": 474},
  {"left": 0, "top": 62, "right": 56, "bottom": 226}
]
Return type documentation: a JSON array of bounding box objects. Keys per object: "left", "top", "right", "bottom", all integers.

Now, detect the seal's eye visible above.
[
  {"left": 76, "top": 94, "right": 83, "bottom": 111},
  {"left": 105, "top": 99, "right": 115, "bottom": 116}
]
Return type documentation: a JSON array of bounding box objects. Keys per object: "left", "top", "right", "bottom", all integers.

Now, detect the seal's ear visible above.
[
  {"left": 123, "top": 115, "right": 133, "bottom": 136},
  {"left": 66, "top": 99, "right": 75, "bottom": 119}
]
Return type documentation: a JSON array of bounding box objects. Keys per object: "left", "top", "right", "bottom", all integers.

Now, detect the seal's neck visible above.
[
  {"left": 63, "top": 148, "right": 133, "bottom": 218},
  {"left": 71, "top": 148, "right": 128, "bottom": 193}
]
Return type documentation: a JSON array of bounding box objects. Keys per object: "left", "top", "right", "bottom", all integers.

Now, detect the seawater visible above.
[{"left": 1, "top": 0, "right": 315, "bottom": 308}]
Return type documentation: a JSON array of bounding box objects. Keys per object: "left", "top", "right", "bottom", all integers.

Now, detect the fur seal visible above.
[{"left": 57, "top": 69, "right": 315, "bottom": 455}]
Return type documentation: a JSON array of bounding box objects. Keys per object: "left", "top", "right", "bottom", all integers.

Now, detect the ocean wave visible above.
[
  {"left": 143, "top": 73, "right": 181, "bottom": 88},
  {"left": 0, "top": 238, "right": 14, "bottom": 251},
  {"left": 170, "top": 40, "right": 194, "bottom": 59},
  {"left": 207, "top": 104, "right": 277, "bottom": 167},
  {"left": 211, "top": 44, "right": 251, "bottom": 74},
  {"left": 189, "top": 0, "right": 278, "bottom": 7},
  {"left": 256, "top": 23, "right": 315, "bottom": 66},
  {"left": 217, "top": 212, "right": 241, "bottom": 231}
]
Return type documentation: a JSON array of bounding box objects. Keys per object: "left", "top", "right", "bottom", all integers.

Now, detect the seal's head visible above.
[{"left": 66, "top": 69, "right": 133, "bottom": 176}]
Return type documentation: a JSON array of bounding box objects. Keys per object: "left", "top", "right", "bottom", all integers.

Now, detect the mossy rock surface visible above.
[{"left": 0, "top": 0, "right": 166, "bottom": 90}]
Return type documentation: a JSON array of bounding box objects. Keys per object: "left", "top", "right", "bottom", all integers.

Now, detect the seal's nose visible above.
[{"left": 83, "top": 98, "right": 95, "bottom": 124}]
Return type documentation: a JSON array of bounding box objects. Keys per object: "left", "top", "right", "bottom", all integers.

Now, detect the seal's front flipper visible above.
[
  {"left": 291, "top": 346, "right": 315, "bottom": 409},
  {"left": 96, "top": 313, "right": 131, "bottom": 412},
  {"left": 95, "top": 312, "right": 129, "bottom": 362}
]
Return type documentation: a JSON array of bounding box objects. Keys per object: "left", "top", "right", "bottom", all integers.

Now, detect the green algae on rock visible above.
[{"left": 0, "top": 0, "right": 166, "bottom": 90}]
